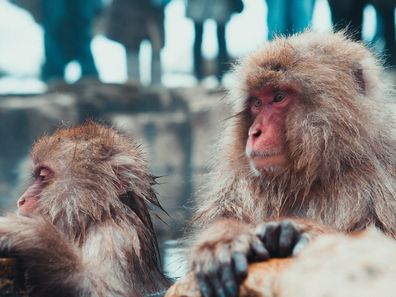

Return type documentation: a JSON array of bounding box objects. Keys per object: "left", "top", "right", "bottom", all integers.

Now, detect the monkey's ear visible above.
[
  {"left": 110, "top": 151, "right": 161, "bottom": 205},
  {"left": 352, "top": 64, "right": 366, "bottom": 95}
]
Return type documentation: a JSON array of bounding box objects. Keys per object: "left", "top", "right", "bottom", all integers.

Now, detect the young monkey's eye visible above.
[
  {"left": 37, "top": 168, "right": 51, "bottom": 182},
  {"left": 251, "top": 97, "right": 262, "bottom": 108},
  {"left": 273, "top": 91, "right": 287, "bottom": 103}
]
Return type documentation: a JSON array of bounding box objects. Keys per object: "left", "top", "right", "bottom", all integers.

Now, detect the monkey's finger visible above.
[
  {"left": 210, "top": 272, "right": 227, "bottom": 297},
  {"left": 220, "top": 262, "right": 238, "bottom": 297},
  {"left": 292, "top": 233, "right": 311, "bottom": 256},
  {"left": 255, "top": 222, "right": 278, "bottom": 241},
  {"left": 196, "top": 273, "right": 214, "bottom": 297},
  {"left": 278, "top": 221, "right": 298, "bottom": 258},
  {"left": 195, "top": 258, "right": 218, "bottom": 297},
  {"left": 249, "top": 237, "right": 270, "bottom": 262},
  {"left": 200, "top": 258, "right": 227, "bottom": 297},
  {"left": 232, "top": 252, "right": 248, "bottom": 283},
  {"left": 262, "top": 223, "right": 281, "bottom": 257},
  {"left": 215, "top": 245, "right": 237, "bottom": 297}
]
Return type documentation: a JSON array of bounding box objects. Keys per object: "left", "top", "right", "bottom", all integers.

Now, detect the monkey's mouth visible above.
[
  {"left": 249, "top": 150, "right": 283, "bottom": 158},
  {"left": 247, "top": 149, "right": 286, "bottom": 171}
]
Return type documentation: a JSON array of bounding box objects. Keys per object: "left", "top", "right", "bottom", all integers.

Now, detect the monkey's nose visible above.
[
  {"left": 249, "top": 127, "right": 262, "bottom": 139},
  {"left": 18, "top": 198, "right": 26, "bottom": 208}
]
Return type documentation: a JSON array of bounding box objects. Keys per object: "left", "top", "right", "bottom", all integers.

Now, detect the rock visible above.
[{"left": 279, "top": 228, "right": 396, "bottom": 297}]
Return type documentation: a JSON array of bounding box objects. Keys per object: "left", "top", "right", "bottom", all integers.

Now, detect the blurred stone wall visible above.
[{"left": 0, "top": 82, "right": 230, "bottom": 242}]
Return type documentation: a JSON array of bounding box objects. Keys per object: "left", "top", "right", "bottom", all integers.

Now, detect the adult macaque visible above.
[
  {"left": 0, "top": 122, "right": 170, "bottom": 297},
  {"left": 190, "top": 32, "right": 396, "bottom": 297}
]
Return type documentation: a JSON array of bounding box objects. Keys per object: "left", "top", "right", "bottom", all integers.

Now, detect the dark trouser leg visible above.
[
  {"left": 374, "top": 3, "right": 396, "bottom": 68},
  {"left": 289, "top": 0, "right": 315, "bottom": 34},
  {"left": 70, "top": 0, "right": 98, "bottom": 78},
  {"left": 216, "top": 22, "right": 229, "bottom": 81},
  {"left": 328, "top": 0, "right": 366, "bottom": 41},
  {"left": 193, "top": 22, "right": 204, "bottom": 80},
  {"left": 148, "top": 17, "right": 163, "bottom": 84},
  {"left": 41, "top": 0, "right": 67, "bottom": 81},
  {"left": 266, "top": 0, "right": 287, "bottom": 40}
]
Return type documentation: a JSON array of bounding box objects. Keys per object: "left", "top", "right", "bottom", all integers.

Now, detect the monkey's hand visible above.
[
  {"left": 255, "top": 220, "right": 311, "bottom": 258},
  {"left": 191, "top": 218, "right": 269, "bottom": 297},
  {"left": 0, "top": 215, "right": 81, "bottom": 295}
]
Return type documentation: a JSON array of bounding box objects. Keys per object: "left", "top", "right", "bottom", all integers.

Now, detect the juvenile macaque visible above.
[
  {"left": 0, "top": 122, "right": 170, "bottom": 297},
  {"left": 190, "top": 31, "right": 396, "bottom": 297}
]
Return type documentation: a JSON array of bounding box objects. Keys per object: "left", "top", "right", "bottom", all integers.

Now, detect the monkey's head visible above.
[
  {"left": 17, "top": 122, "right": 158, "bottom": 239},
  {"left": 228, "top": 31, "right": 389, "bottom": 180}
]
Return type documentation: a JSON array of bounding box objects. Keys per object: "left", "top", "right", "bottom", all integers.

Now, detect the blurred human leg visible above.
[
  {"left": 373, "top": 1, "right": 395, "bottom": 68},
  {"left": 266, "top": 0, "right": 287, "bottom": 40},
  {"left": 41, "top": 0, "right": 67, "bottom": 81},
  {"left": 216, "top": 22, "right": 230, "bottom": 81},
  {"left": 193, "top": 22, "right": 204, "bottom": 80},
  {"left": 328, "top": 0, "right": 366, "bottom": 41},
  {"left": 289, "top": 0, "right": 315, "bottom": 34},
  {"left": 70, "top": 0, "right": 99, "bottom": 78},
  {"left": 148, "top": 17, "right": 163, "bottom": 84},
  {"left": 127, "top": 50, "right": 140, "bottom": 81}
]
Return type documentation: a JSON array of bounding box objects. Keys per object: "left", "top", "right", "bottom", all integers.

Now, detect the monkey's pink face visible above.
[
  {"left": 17, "top": 165, "right": 53, "bottom": 216},
  {"left": 245, "top": 85, "right": 296, "bottom": 173}
]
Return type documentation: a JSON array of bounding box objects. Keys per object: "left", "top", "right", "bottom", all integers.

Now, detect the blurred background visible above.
[{"left": 0, "top": 0, "right": 395, "bottom": 278}]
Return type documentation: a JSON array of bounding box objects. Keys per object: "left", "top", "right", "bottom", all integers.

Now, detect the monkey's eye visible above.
[
  {"left": 272, "top": 91, "right": 287, "bottom": 103},
  {"left": 251, "top": 97, "right": 262, "bottom": 108},
  {"left": 36, "top": 167, "right": 51, "bottom": 182}
]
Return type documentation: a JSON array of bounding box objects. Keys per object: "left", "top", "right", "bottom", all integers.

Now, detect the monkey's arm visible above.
[
  {"left": 0, "top": 215, "right": 82, "bottom": 297},
  {"left": 0, "top": 215, "right": 142, "bottom": 297}
]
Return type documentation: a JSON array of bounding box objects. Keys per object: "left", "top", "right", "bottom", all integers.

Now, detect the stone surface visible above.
[{"left": 279, "top": 228, "right": 396, "bottom": 297}]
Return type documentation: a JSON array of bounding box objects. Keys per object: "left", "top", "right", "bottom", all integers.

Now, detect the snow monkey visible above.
[{"left": 189, "top": 32, "right": 396, "bottom": 297}]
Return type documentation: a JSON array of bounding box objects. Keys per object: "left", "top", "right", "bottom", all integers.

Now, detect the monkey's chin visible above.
[
  {"left": 249, "top": 155, "right": 287, "bottom": 176},
  {"left": 17, "top": 209, "right": 28, "bottom": 217}
]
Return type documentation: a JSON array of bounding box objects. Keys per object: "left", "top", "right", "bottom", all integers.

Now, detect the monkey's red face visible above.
[
  {"left": 245, "top": 85, "right": 296, "bottom": 173},
  {"left": 17, "top": 165, "right": 53, "bottom": 216}
]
